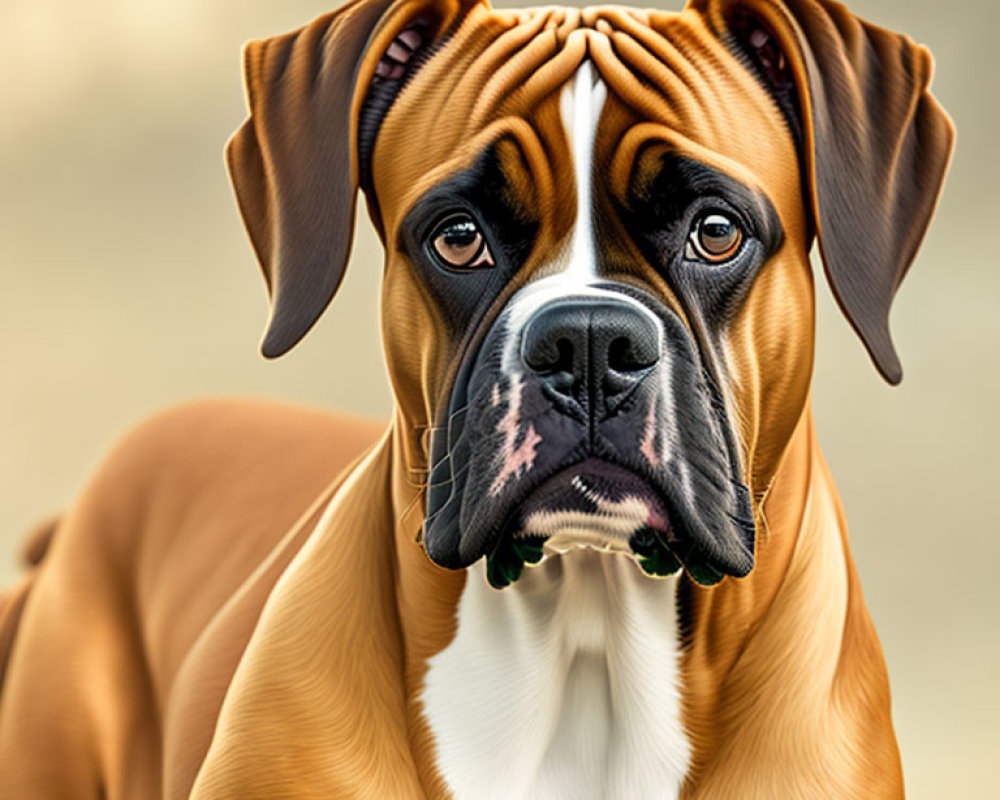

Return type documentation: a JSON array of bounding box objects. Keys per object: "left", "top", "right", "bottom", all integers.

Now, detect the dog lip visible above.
[
  {"left": 509, "top": 458, "right": 674, "bottom": 542},
  {"left": 482, "top": 457, "right": 693, "bottom": 588},
  {"left": 477, "top": 457, "right": 749, "bottom": 589}
]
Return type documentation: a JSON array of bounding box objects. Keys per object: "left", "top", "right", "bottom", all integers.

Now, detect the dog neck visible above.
[
  {"left": 672, "top": 404, "right": 902, "bottom": 796},
  {"left": 394, "top": 403, "right": 901, "bottom": 798},
  {"left": 418, "top": 547, "right": 689, "bottom": 799},
  {"left": 192, "top": 405, "right": 900, "bottom": 798}
]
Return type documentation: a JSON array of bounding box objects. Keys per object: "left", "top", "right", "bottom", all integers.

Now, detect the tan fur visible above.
[
  {"left": 0, "top": 400, "right": 386, "bottom": 797},
  {"left": 0, "top": 1, "right": 951, "bottom": 797},
  {"left": 680, "top": 409, "right": 902, "bottom": 797}
]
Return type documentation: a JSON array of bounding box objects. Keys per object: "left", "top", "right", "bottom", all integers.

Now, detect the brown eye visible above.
[
  {"left": 430, "top": 215, "right": 494, "bottom": 270},
  {"left": 687, "top": 212, "right": 743, "bottom": 263}
]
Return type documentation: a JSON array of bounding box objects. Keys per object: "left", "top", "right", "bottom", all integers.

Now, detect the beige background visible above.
[{"left": 1, "top": 0, "right": 996, "bottom": 795}]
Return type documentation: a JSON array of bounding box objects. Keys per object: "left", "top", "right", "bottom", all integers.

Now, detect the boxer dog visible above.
[{"left": 0, "top": 0, "right": 952, "bottom": 797}]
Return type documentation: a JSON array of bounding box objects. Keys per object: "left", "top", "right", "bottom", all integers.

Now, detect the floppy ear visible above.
[
  {"left": 691, "top": 0, "right": 954, "bottom": 384},
  {"left": 227, "top": 0, "right": 477, "bottom": 357}
]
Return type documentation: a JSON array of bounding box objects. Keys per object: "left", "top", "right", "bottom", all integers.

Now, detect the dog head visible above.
[{"left": 227, "top": 0, "right": 952, "bottom": 588}]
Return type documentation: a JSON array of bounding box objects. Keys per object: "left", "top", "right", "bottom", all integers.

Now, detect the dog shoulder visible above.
[
  {"left": 0, "top": 398, "right": 388, "bottom": 797},
  {"left": 74, "top": 397, "right": 385, "bottom": 597}
]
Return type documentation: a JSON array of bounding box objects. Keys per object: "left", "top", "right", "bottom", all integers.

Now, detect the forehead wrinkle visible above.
[
  {"left": 376, "top": 7, "right": 580, "bottom": 192},
  {"left": 669, "top": 20, "right": 792, "bottom": 153},
  {"left": 583, "top": 6, "right": 734, "bottom": 140},
  {"left": 592, "top": 7, "right": 713, "bottom": 107},
  {"left": 464, "top": 4, "right": 552, "bottom": 77},
  {"left": 496, "top": 28, "right": 590, "bottom": 124},
  {"left": 648, "top": 13, "right": 740, "bottom": 116},
  {"left": 589, "top": 32, "right": 712, "bottom": 144},
  {"left": 610, "top": 122, "right": 779, "bottom": 207},
  {"left": 461, "top": 7, "right": 589, "bottom": 133},
  {"left": 378, "top": 116, "right": 551, "bottom": 239},
  {"left": 465, "top": 18, "right": 562, "bottom": 132},
  {"left": 606, "top": 31, "right": 708, "bottom": 127},
  {"left": 590, "top": 8, "right": 793, "bottom": 161}
]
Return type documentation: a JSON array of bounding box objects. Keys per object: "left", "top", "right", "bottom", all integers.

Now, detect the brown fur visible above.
[
  {"left": 0, "top": 0, "right": 951, "bottom": 797},
  {"left": 0, "top": 400, "right": 385, "bottom": 797}
]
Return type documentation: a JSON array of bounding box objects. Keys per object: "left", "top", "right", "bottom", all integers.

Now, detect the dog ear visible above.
[
  {"left": 227, "top": 0, "right": 476, "bottom": 358},
  {"left": 692, "top": 0, "right": 954, "bottom": 384}
]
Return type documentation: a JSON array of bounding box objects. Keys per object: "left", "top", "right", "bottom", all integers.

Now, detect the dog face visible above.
[{"left": 227, "top": 0, "right": 952, "bottom": 587}]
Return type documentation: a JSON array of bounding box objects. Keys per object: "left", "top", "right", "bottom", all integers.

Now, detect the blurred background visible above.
[{"left": 1, "top": 0, "right": 996, "bottom": 795}]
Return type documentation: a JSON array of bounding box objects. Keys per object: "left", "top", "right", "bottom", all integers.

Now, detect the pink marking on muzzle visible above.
[
  {"left": 490, "top": 376, "right": 542, "bottom": 496},
  {"left": 640, "top": 399, "right": 660, "bottom": 468}
]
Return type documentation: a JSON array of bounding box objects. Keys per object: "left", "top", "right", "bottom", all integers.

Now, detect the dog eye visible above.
[
  {"left": 686, "top": 212, "right": 744, "bottom": 263},
  {"left": 429, "top": 214, "right": 495, "bottom": 270}
]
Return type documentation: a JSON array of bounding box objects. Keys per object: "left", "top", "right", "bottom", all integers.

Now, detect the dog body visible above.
[{"left": 0, "top": 1, "right": 952, "bottom": 798}]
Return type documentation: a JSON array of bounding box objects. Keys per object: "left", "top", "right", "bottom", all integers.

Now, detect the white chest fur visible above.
[{"left": 420, "top": 550, "right": 690, "bottom": 799}]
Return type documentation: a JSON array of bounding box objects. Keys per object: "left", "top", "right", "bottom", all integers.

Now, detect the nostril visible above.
[
  {"left": 523, "top": 327, "right": 576, "bottom": 374},
  {"left": 524, "top": 337, "right": 576, "bottom": 396},
  {"left": 608, "top": 336, "right": 635, "bottom": 372},
  {"left": 607, "top": 334, "right": 658, "bottom": 373},
  {"left": 553, "top": 338, "right": 575, "bottom": 374}
]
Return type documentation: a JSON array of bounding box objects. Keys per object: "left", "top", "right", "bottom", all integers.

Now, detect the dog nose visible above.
[{"left": 521, "top": 297, "right": 661, "bottom": 415}]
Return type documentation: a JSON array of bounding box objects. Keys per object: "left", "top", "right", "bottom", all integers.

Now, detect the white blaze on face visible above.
[
  {"left": 560, "top": 59, "right": 604, "bottom": 281},
  {"left": 421, "top": 62, "right": 691, "bottom": 800}
]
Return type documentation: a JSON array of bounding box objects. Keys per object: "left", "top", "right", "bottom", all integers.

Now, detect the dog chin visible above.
[{"left": 483, "top": 458, "right": 725, "bottom": 589}]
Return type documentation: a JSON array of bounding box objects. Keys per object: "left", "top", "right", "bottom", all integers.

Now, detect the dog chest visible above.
[{"left": 420, "top": 550, "right": 690, "bottom": 800}]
